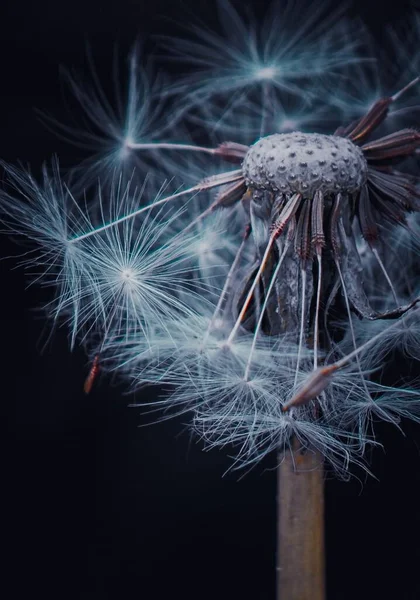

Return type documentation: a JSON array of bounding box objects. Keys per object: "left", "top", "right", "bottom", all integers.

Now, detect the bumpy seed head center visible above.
[{"left": 242, "top": 132, "right": 367, "bottom": 198}]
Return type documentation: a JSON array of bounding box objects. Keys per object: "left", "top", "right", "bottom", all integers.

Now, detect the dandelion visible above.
[
  {"left": 3, "top": 4, "right": 420, "bottom": 599},
  {"left": 0, "top": 159, "right": 94, "bottom": 348},
  {"left": 40, "top": 46, "right": 190, "bottom": 192},
  {"left": 159, "top": 0, "right": 365, "bottom": 109},
  {"left": 1, "top": 166, "right": 216, "bottom": 351}
]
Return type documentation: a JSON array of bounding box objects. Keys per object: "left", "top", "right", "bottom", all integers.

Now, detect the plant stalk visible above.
[{"left": 276, "top": 443, "right": 325, "bottom": 600}]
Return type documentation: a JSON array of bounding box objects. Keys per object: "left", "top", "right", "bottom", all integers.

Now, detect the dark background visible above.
[{"left": 2, "top": 0, "right": 420, "bottom": 598}]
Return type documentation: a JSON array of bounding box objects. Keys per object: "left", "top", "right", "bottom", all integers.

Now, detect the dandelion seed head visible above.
[
  {"left": 3, "top": 2, "right": 420, "bottom": 478},
  {"left": 243, "top": 132, "right": 367, "bottom": 197}
]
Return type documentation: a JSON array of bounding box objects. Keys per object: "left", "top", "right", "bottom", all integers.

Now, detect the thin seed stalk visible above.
[{"left": 276, "top": 441, "right": 325, "bottom": 600}]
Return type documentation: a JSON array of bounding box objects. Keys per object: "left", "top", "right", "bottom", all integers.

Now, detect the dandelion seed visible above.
[
  {"left": 0, "top": 167, "right": 215, "bottom": 349},
  {"left": 84, "top": 354, "right": 100, "bottom": 394},
  {"left": 160, "top": 0, "right": 366, "bottom": 108},
  {"left": 40, "top": 45, "right": 189, "bottom": 191}
]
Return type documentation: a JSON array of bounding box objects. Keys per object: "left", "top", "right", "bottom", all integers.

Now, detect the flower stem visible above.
[{"left": 276, "top": 441, "right": 325, "bottom": 600}]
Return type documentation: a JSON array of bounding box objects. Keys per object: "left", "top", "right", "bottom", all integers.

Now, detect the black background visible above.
[{"left": 2, "top": 1, "right": 420, "bottom": 599}]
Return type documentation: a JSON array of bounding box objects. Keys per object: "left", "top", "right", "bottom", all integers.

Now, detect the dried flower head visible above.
[{"left": 2, "top": 1, "right": 420, "bottom": 478}]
